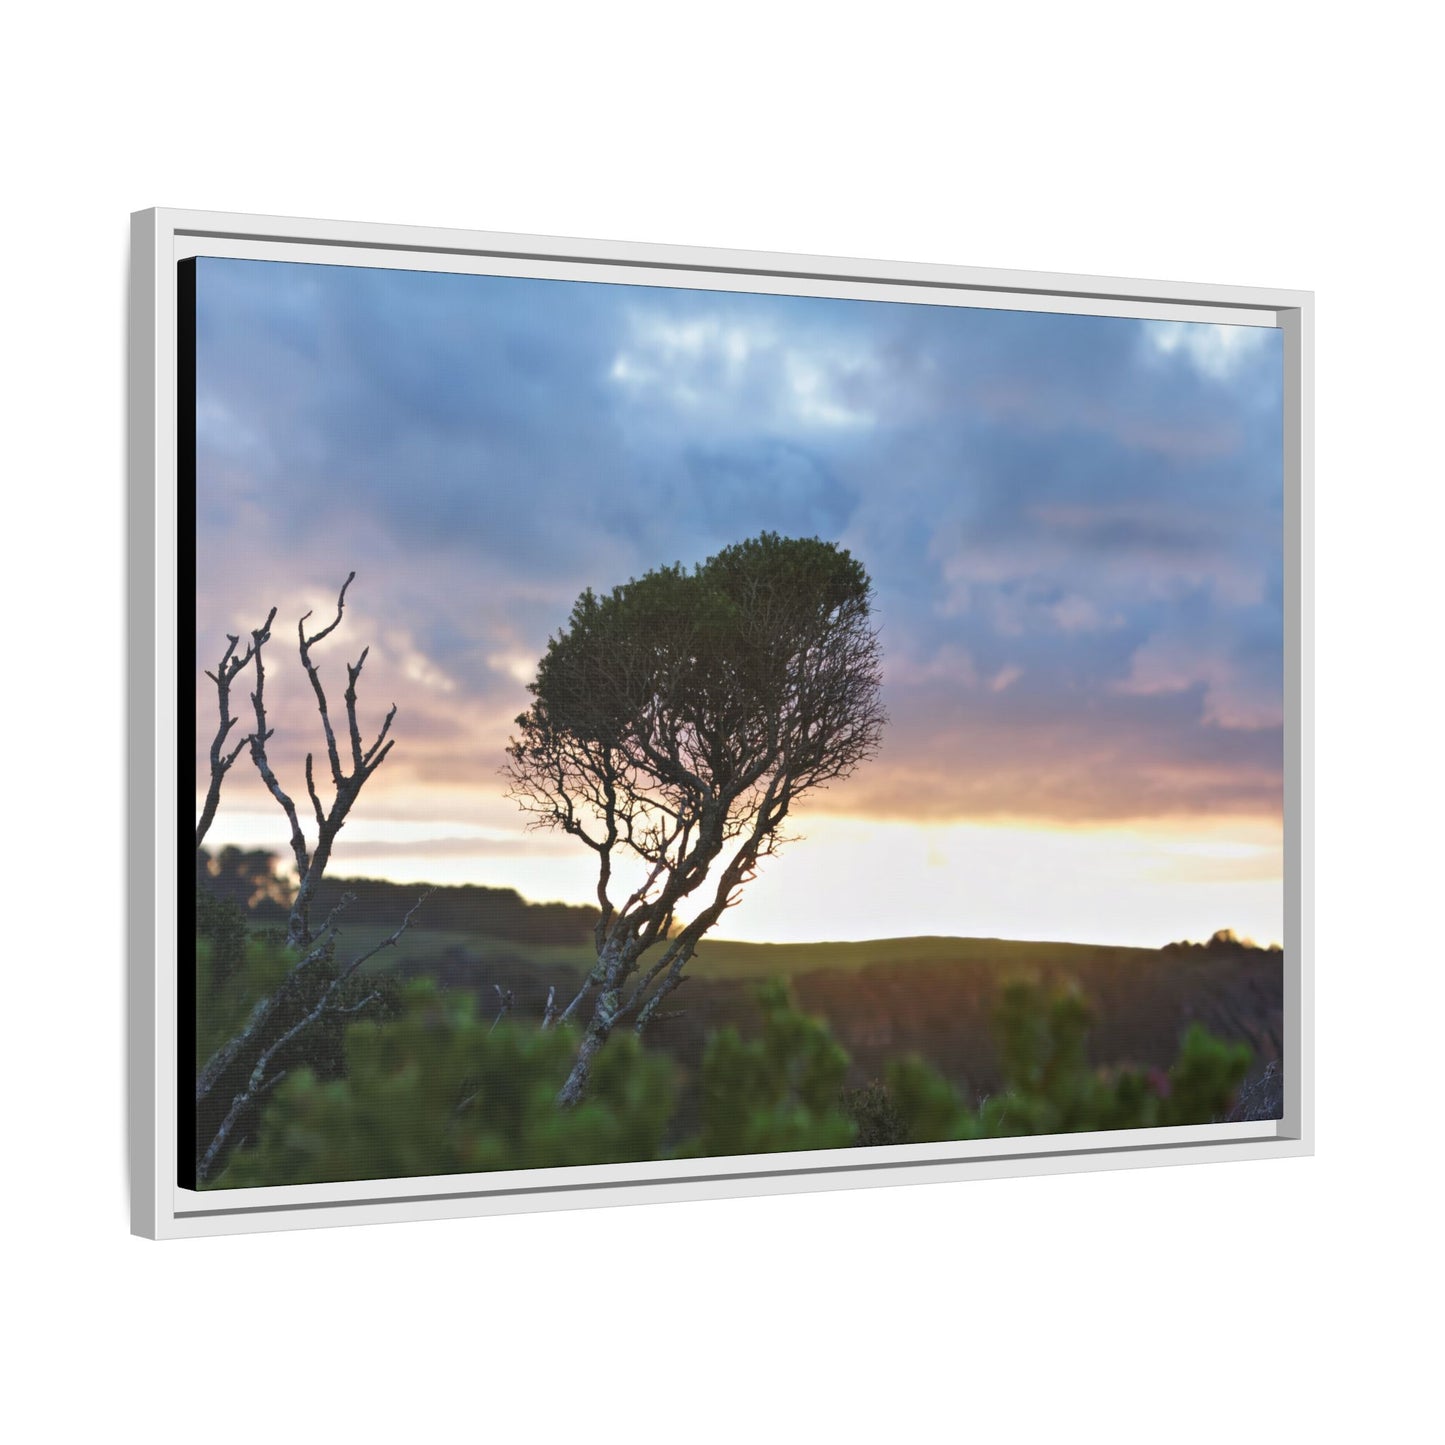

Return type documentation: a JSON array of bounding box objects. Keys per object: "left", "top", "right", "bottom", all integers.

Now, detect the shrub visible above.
[
  {"left": 218, "top": 981, "right": 676, "bottom": 1187},
  {"left": 841, "top": 1080, "right": 909, "bottom": 1147},
  {"left": 681, "top": 980, "right": 857, "bottom": 1158},
  {"left": 219, "top": 975, "right": 1253, "bottom": 1188},
  {"left": 885, "top": 978, "right": 1252, "bottom": 1143},
  {"left": 195, "top": 903, "right": 294, "bottom": 1065}
]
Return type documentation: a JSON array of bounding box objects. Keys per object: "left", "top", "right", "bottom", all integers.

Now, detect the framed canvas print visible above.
[{"left": 129, "top": 209, "right": 1312, "bottom": 1238}]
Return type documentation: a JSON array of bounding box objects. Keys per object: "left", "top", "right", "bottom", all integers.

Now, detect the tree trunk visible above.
[
  {"left": 557, "top": 940, "right": 630, "bottom": 1105},
  {"left": 557, "top": 1006, "right": 613, "bottom": 1106}
]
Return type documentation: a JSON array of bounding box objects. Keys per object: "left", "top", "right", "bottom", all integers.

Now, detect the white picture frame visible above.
[{"left": 130, "top": 207, "right": 1313, "bottom": 1239}]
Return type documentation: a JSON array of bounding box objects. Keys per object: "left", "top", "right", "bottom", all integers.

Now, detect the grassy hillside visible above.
[
  {"left": 684, "top": 933, "right": 1159, "bottom": 979},
  {"left": 332, "top": 921, "right": 1161, "bottom": 983},
  {"left": 232, "top": 911, "right": 1281, "bottom": 1146}
]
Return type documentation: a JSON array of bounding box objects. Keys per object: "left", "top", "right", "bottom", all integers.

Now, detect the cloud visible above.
[
  {"left": 1143, "top": 320, "right": 1275, "bottom": 381},
  {"left": 825, "top": 664, "right": 1282, "bottom": 826},
  {"left": 330, "top": 835, "right": 574, "bottom": 861},
  {"left": 1117, "top": 631, "right": 1283, "bottom": 731},
  {"left": 193, "top": 260, "right": 1284, "bottom": 842},
  {"left": 608, "top": 302, "right": 877, "bottom": 430}
]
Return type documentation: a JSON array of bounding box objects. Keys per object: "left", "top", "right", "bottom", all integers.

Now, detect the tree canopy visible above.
[{"left": 505, "top": 532, "right": 887, "bottom": 1102}]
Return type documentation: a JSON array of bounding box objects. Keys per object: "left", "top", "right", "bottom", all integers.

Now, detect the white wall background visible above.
[{"left": 2, "top": 3, "right": 1437, "bottom": 1439}]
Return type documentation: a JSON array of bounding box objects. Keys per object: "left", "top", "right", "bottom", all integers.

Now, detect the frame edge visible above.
[
  {"left": 137, "top": 209, "right": 1315, "bottom": 1235},
  {"left": 127, "top": 208, "right": 160, "bottom": 1239},
  {"left": 156, "top": 206, "right": 1312, "bottom": 313},
  {"left": 1282, "top": 298, "right": 1316, "bottom": 1153}
]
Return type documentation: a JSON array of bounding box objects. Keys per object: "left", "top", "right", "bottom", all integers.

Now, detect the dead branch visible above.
[
  {"left": 196, "top": 606, "right": 277, "bottom": 852},
  {"left": 489, "top": 984, "right": 515, "bottom": 1034},
  {"left": 193, "top": 893, "right": 356, "bottom": 1107},
  {"left": 552, "top": 975, "right": 596, "bottom": 1029},
  {"left": 247, "top": 574, "right": 396, "bottom": 950},
  {"left": 196, "top": 892, "right": 428, "bottom": 1182}
]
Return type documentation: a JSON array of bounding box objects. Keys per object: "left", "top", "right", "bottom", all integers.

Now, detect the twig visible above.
[
  {"left": 196, "top": 607, "right": 276, "bottom": 851},
  {"left": 489, "top": 985, "right": 514, "bottom": 1034},
  {"left": 246, "top": 574, "right": 396, "bottom": 950},
  {"left": 554, "top": 975, "right": 596, "bottom": 1028}
]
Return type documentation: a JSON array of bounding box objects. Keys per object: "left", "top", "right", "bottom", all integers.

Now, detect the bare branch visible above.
[
  {"left": 196, "top": 607, "right": 276, "bottom": 852},
  {"left": 489, "top": 984, "right": 515, "bottom": 1034},
  {"left": 196, "top": 890, "right": 428, "bottom": 1183},
  {"left": 554, "top": 975, "right": 596, "bottom": 1028},
  {"left": 334, "top": 991, "right": 382, "bottom": 1016},
  {"left": 334, "top": 889, "right": 433, "bottom": 984},
  {"left": 300, "top": 569, "right": 354, "bottom": 650},
  {"left": 363, "top": 704, "right": 397, "bottom": 771},
  {"left": 242, "top": 574, "right": 397, "bottom": 951},
  {"left": 297, "top": 574, "right": 354, "bottom": 791},
  {"left": 344, "top": 647, "right": 369, "bottom": 770},
  {"left": 193, "top": 893, "right": 355, "bottom": 1117},
  {"left": 304, "top": 753, "right": 326, "bottom": 831},
  {"left": 247, "top": 637, "right": 310, "bottom": 891}
]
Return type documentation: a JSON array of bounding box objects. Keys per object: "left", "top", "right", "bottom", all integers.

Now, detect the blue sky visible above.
[{"left": 194, "top": 257, "right": 1284, "bottom": 945}]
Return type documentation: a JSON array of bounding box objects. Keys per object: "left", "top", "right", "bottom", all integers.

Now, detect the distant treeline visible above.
[
  {"left": 196, "top": 846, "right": 598, "bottom": 946},
  {"left": 311, "top": 876, "right": 598, "bottom": 945},
  {"left": 1162, "top": 928, "right": 1282, "bottom": 959}
]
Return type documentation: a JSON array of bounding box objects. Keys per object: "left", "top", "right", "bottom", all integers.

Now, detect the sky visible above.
[{"left": 193, "top": 257, "right": 1284, "bottom": 948}]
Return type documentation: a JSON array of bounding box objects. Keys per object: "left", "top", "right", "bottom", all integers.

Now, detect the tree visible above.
[
  {"left": 505, "top": 532, "right": 886, "bottom": 1104},
  {"left": 193, "top": 573, "right": 420, "bottom": 1183}
]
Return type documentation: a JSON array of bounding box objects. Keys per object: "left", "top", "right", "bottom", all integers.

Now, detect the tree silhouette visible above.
[
  {"left": 506, "top": 533, "right": 886, "bottom": 1103},
  {"left": 193, "top": 574, "right": 420, "bottom": 1182}
]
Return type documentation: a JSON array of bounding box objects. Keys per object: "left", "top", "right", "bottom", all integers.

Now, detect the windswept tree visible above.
[{"left": 506, "top": 532, "right": 886, "bottom": 1104}]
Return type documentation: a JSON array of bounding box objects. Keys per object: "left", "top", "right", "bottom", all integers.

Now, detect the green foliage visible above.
[
  {"left": 1164, "top": 1024, "right": 1257, "bottom": 1125},
  {"left": 885, "top": 1053, "right": 978, "bottom": 1144},
  {"left": 511, "top": 531, "right": 884, "bottom": 817},
  {"left": 530, "top": 533, "right": 874, "bottom": 739},
  {"left": 222, "top": 976, "right": 866, "bottom": 1186},
  {"left": 841, "top": 1080, "right": 909, "bottom": 1147},
  {"left": 195, "top": 904, "right": 294, "bottom": 1065},
  {"left": 195, "top": 909, "right": 400, "bottom": 1078},
  {"left": 681, "top": 980, "right": 856, "bottom": 1158},
  {"left": 884, "top": 978, "right": 1252, "bottom": 1143},
  {"left": 195, "top": 884, "right": 247, "bottom": 992},
  {"left": 216, "top": 972, "right": 1254, "bottom": 1189},
  {"left": 217, "top": 981, "right": 676, "bottom": 1187}
]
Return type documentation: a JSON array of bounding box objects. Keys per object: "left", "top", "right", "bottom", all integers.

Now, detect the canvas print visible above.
[{"left": 187, "top": 258, "right": 1284, "bottom": 1190}]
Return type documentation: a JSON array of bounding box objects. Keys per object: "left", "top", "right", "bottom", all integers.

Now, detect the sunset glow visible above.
[{"left": 194, "top": 258, "right": 1283, "bottom": 951}]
